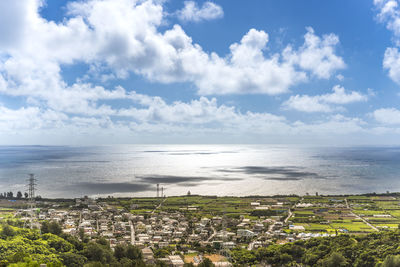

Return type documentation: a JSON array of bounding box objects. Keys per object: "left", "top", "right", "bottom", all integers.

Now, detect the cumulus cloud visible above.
[
  {"left": 373, "top": 107, "right": 400, "bottom": 124},
  {"left": 283, "top": 27, "right": 346, "bottom": 79},
  {"left": 383, "top": 47, "right": 400, "bottom": 84},
  {"left": 0, "top": 0, "right": 371, "bottom": 144},
  {"left": 283, "top": 85, "right": 368, "bottom": 113},
  {"left": 374, "top": 0, "right": 400, "bottom": 84},
  {"left": 177, "top": 1, "right": 223, "bottom": 22},
  {"left": 0, "top": 86, "right": 369, "bottom": 145},
  {"left": 0, "top": 0, "right": 345, "bottom": 97},
  {"left": 374, "top": 0, "right": 400, "bottom": 42}
]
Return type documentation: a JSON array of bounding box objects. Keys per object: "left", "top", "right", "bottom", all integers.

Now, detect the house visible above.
[
  {"left": 237, "top": 229, "right": 256, "bottom": 238},
  {"left": 255, "top": 205, "right": 270, "bottom": 210},
  {"left": 289, "top": 225, "right": 305, "bottom": 231},
  {"left": 168, "top": 255, "right": 184, "bottom": 267},
  {"left": 142, "top": 247, "right": 155, "bottom": 265},
  {"left": 159, "top": 241, "right": 169, "bottom": 248},
  {"left": 253, "top": 223, "right": 264, "bottom": 231},
  {"left": 222, "top": 241, "right": 236, "bottom": 249}
]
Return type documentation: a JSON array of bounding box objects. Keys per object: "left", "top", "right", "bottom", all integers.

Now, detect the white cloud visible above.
[
  {"left": 0, "top": 0, "right": 345, "bottom": 97},
  {"left": 283, "top": 85, "right": 368, "bottom": 113},
  {"left": 0, "top": 95, "right": 369, "bottom": 145},
  {"left": 177, "top": 1, "right": 223, "bottom": 22},
  {"left": 292, "top": 114, "right": 365, "bottom": 135},
  {"left": 374, "top": 0, "right": 400, "bottom": 84},
  {"left": 283, "top": 27, "right": 346, "bottom": 79},
  {"left": 373, "top": 107, "right": 400, "bottom": 124},
  {"left": 283, "top": 95, "right": 334, "bottom": 113},
  {"left": 383, "top": 47, "right": 400, "bottom": 84},
  {"left": 374, "top": 0, "right": 400, "bottom": 42},
  {"left": 0, "top": 0, "right": 369, "bottom": 144},
  {"left": 321, "top": 85, "right": 368, "bottom": 104}
]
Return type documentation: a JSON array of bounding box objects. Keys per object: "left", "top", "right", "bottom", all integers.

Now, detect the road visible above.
[
  {"left": 345, "top": 198, "right": 378, "bottom": 232},
  {"left": 284, "top": 197, "right": 303, "bottom": 225},
  {"left": 129, "top": 220, "right": 135, "bottom": 245},
  {"left": 206, "top": 226, "right": 216, "bottom": 242},
  {"left": 284, "top": 208, "right": 293, "bottom": 224},
  {"left": 248, "top": 240, "right": 256, "bottom": 250},
  {"left": 151, "top": 197, "right": 166, "bottom": 214}
]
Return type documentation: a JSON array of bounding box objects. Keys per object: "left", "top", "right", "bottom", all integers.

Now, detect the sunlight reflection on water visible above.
[{"left": 0, "top": 145, "right": 399, "bottom": 198}]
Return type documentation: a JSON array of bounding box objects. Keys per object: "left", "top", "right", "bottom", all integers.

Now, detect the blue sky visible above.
[{"left": 1, "top": 0, "right": 400, "bottom": 145}]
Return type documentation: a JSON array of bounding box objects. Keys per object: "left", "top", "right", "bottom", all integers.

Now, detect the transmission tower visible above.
[
  {"left": 27, "top": 173, "right": 37, "bottom": 208},
  {"left": 26, "top": 174, "right": 37, "bottom": 229}
]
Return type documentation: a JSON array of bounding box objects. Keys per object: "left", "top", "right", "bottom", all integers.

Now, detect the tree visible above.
[
  {"left": 83, "top": 242, "right": 114, "bottom": 264},
  {"left": 96, "top": 237, "right": 109, "bottom": 247},
  {"left": 16, "top": 191, "right": 22, "bottom": 199},
  {"left": 126, "top": 245, "right": 143, "bottom": 260},
  {"left": 24, "top": 192, "right": 28, "bottom": 199},
  {"left": 1, "top": 225, "right": 16, "bottom": 237},
  {"left": 354, "top": 251, "right": 376, "bottom": 267},
  {"left": 198, "top": 257, "right": 214, "bottom": 267},
  {"left": 79, "top": 227, "right": 86, "bottom": 241},
  {"left": 41, "top": 221, "right": 62, "bottom": 236},
  {"left": 319, "top": 252, "right": 348, "bottom": 267},
  {"left": 60, "top": 252, "right": 87, "bottom": 267},
  {"left": 114, "top": 244, "right": 126, "bottom": 260},
  {"left": 382, "top": 255, "right": 400, "bottom": 267}
]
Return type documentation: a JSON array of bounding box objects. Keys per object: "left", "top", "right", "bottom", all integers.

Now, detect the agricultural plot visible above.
[{"left": 104, "top": 194, "right": 400, "bottom": 235}]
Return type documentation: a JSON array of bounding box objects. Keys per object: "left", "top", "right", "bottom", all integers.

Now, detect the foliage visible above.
[
  {"left": 380, "top": 255, "right": 400, "bottom": 267},
  {"left": 234, "top": 230, "right": 400, "bottom": 266},
  {"left": 41, "top": 221, "right": 62, "bottom": 236},
  {"left": 0, "top": 220, "right": 145, "bottom": 267},
  {"left": 198, "top": 257, "right": 214, "bottom": 267}
]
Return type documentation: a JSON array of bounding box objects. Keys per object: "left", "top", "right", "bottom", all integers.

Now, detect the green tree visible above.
[
  {"left": 60, "top": 252, "right": 87, "bottom": 267},
  {"left": 1, "top": 224, "right": 16, "bottom": 237},
  {"left": 319, "top": 252, "right": 348, "bottom": 267},
  {"left": 82, "top": 242, "right": 114, "bottom": 264},
  {"left": 41, "top": 221, "right": 62, "bottom": 236},
  {"left": 114, "top": 244, "right": 126, "bottom": 260},
  {"left": 381, "top": 255, "right": 400, "bottom": 267},
  {"left": 125, "top": 245, "right": 143, "bottom": 261},
  {"left": 198, "top": 257, "right": 214, "bottom": 267},
  {"left": 354, "top": 251, "right": 376, "bottom": 267}
]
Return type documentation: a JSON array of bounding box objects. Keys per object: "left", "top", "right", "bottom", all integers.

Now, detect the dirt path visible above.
[{"left": 345, "top": 198, "right": 378, "bottom": 232}]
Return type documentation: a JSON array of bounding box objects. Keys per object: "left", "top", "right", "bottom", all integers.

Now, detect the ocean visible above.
[{"left": 0, "top": 145, "right": 399, "bottom": 198}]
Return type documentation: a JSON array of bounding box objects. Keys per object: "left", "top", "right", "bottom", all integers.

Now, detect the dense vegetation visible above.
[
  {"left": 0, "top": 220, "right": 145, "bottom": 266},
  {"left": 4, "top": 218, "right": 400, "bottom": 266},
  {"left": 231, "top": 230, "right": 400, "bottom": 266}
]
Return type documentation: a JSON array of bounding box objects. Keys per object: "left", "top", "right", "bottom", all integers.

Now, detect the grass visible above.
[
  {"left": 330, "top": 222, "right": 374, "bottom": 233},
  {"left": 353, "top": 210, "right": 387, "bottom": 216}
]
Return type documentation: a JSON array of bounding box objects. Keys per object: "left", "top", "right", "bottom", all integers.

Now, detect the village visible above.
[{"left": 3, "top": 192, "right": 400, "bottom": 266}]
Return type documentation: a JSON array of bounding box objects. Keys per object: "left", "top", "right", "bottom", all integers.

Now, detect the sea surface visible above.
[{"left": 0, "top": 145, "right": 399, "bottom": 198}]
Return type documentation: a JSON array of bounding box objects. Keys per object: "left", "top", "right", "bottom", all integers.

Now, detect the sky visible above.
[{"left": 1, "top": 0, "right": 400, "bottom": 145}]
